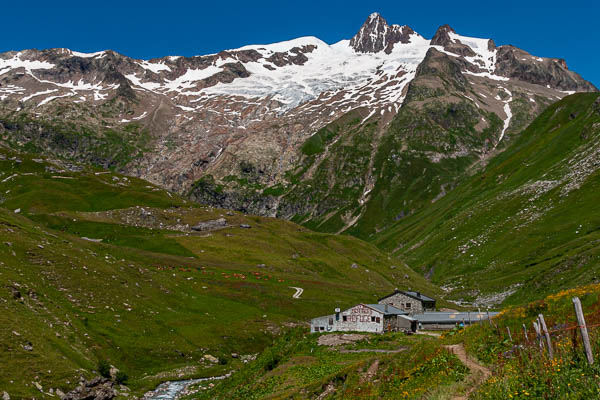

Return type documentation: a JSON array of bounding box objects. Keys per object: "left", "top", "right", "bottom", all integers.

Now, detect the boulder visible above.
[
  {"left": 203, "top": 354, "right": 219, "bottom": 363},
  {"left": 240, "top": 224, "right": 251, "bottom": 229},
  {"left": 191, "top": 218, "right": 227, "bottom": 231},
  {"left": 109, "top": 366, "right": 119, "bottom": 380},
  {"left": 62, "top": 377, "right": 116, "bottom": 400},
  {"left": 2, "top": 391, "right": 10, "bottom": 400}
]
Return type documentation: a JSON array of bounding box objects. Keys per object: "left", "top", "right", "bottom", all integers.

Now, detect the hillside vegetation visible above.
[
  {"left": 0, "top": 147, "right": 439, "bottom": 397},
  {"left": 375, "top": 93, "right": 600, "bottom": 306},
  {"left": 194, "top": 283, "right": 600, "bottom": 399}
]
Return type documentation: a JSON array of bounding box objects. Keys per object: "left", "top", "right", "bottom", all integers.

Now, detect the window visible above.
[
  {"left": 376, "top": 317, "right": 381, "bottom": 323},
  {"left": 371, "top": 316, "right": 376, "bottom": 322},
  {"left": 343, "top": 315, "right": 347, "bottom": 322},
  {"left": 320, "top": 327, "right": 324, "bottom": 331},
  {"left": 405, "top": 303, "right": 412, "bottom": 309},
  {"left": 328, "top": 317, "right": 333, "bottom": 325}
]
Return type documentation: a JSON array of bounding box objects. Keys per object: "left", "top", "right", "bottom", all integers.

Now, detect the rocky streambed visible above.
[{"left": 143, "top": 374, "right": 231, "bottom": 400}]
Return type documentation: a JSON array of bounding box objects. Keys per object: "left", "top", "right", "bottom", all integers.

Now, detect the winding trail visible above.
[
  {"left": 444, "top": 344, "right": 491, "bottom": 400},
  {"left": 290, "top": 286, "right": 303, "bottom": 299}
]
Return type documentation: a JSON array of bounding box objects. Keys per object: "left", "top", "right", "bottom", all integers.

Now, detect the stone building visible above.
[
  {"left": 377, "top": 290, "right": 436, "bottom": 315},
  {"left": 310, "top": 303, "right": 416, "bottom": 334}
]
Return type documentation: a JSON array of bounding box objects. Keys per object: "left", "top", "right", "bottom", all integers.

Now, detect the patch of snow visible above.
[
  {"left": 21, "top": 89, "right": 58, "bottom": 102},
  {"left": 70, "top": 50, "right": 107, "bottom": 58},
  {"left": 164, "top": 66, "right": 223, "bottom": 92},
  {"left": 133, "top": 111, "right": 148, "bottom": 120},
  {"left": 125, "top": 73, "right": 161, "bottom": 91},
  {"left": 0, "top": 53, "right": 55, "bottom": 73},
  {"left": 38, "top": 93, "right": 73, "bottom": 106},
  {"left": 497, "top": 88, "right": 513, "bottom": 144},
  {"left": 137, "top": 60, "right": 171, "bottom": 73}
]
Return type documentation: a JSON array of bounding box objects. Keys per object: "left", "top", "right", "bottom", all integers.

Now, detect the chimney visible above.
[
  {"left": 335, "top": 308, "right": 340, "bottom": 321},
  {"left": 416, "top": 291, "right": 420, "bottom": 297},
  {"left": 385, "top": 304, "right": 389, "bottom": 313}
]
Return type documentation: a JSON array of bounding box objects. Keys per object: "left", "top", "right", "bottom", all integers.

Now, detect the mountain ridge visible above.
[{"left": 0, "top": 12, "right": 596, "bottom": 238}]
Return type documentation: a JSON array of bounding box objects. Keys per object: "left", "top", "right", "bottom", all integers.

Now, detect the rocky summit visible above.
[{"left": 0, "top": 12, "right": 596, "bottom": 238}]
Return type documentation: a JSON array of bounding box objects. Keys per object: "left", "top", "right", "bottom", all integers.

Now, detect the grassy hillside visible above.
[
  {"left": 450, "top": 283, "right": 600, "bottom": 399},
  {"left": 0, "top": 146, "right": 440, "bottom": 397},
  {"left": 192, "top": 330, "right": 468, "bottom": 399},
  {"left": 374, "top": 93, "right": 600, "bottom": 305}
]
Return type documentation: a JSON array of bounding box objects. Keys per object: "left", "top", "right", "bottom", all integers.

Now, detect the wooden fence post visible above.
[
  {"left": 538, "top": 314, "right": 554, "bottom": 359},
  {"left": 522, "top": 323, "right": 529, "bottom": 343},
  {"left": 572, "top": 297, "right": 594, "bottom": 365},
  {"left": 533, "top": 321, "right": 543, "bottom": 351},
  {"left": 487, "top": 309, "right": 492, "bottom": 326},
  {"left": 507, "top": 326, "right": 513, "bottom": 342}
]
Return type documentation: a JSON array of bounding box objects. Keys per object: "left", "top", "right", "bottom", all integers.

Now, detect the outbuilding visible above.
[
  {"left": 378, "top": 289, "right": 436, "bottom": 315},
  {"left": 413, "top": 311, "right": 500, "bottom": 330}
]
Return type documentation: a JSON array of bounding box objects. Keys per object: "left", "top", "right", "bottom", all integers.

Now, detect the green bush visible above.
[
  {"left": 97, "top": 359, "right": 111, "bottom": 378},
  {"left": 115, "top": 371, "right": 128, "bottom": 384}
]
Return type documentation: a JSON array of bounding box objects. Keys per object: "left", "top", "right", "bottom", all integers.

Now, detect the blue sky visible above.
[{"left": 2, "top": 0, "right": 598, "bottom": 86}]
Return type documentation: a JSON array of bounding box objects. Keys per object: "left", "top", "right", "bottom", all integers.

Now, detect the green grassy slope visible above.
[
  {"left": 374, "top": 93, "right": 600, "bottom": 305},
  {"left": 449, "top": 283, "right": 600, "bottom": 399},
  {"left": 193, "top": 330, "right": 467, "bottom": 400},
  {"left": 0, "top": 146, "right": 440, "bottom": 397}
]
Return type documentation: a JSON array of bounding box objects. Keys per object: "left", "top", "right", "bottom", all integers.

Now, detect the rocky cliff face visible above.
[
  {"left": 0, "top": 13, "right": 596, "bottom": 236},
  {"left": 349, "top": 12, "right": 415, "bottom": 54}
]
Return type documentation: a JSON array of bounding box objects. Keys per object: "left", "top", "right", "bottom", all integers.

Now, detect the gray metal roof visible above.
[
  {"left": 378, "top": 290, "right": 436, "bottom": 303},
  {"left": 413, "top": 311, "right": 500, "bottom": 324},
  {"left": 403, "top": 291, "right": 436, "bottom": 302},
  {"left": 365, "top": 304, "right": 408, "bottom": 316}
]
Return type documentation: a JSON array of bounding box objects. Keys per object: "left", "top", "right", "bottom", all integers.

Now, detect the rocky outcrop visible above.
[
  {"left": 430, "top": 24, "right": 476, "bottom": 57},
  {"left": 191, "top": 218, "right": 227, "bottom": 231},
  {"left": 350, "top": 13, "right": 416, "bottom": 54},
  {"left": 495, "top": 46, "right": 597, "bottom": 92},
  {"left": 63, "top": 377, "right": 116, "bottom": 400}
]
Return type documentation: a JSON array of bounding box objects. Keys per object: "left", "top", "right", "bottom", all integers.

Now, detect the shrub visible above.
[
  {"left": 97, "top": 359, "right": 111, "bottom": 378},
  {"left": 115, "top": 371, "right": 128, "bottom": 384}
]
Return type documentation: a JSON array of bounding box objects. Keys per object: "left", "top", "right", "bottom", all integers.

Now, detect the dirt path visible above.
[
  {"left": 290, "top": 286, "right": 303, "bottom": 299},
  {"left": 360, "top": 359, "right": 379, "bottom": 384},
  {"left": 444, "top": 344, "right": 491, "bottom": 400},
  {"left": 338, "top": 347, "right": 407, "bottom": 354}
]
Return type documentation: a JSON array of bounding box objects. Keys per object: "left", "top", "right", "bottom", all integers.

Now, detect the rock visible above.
[
  {"left": 239, "top": 224, "right": 251, "bottom": 229},
  {"left": 33, "top": 382, "right": 42, "bottom": 391},
  {"left": 231, "top": 353, "right": 239, "bottom": 358},
  {"left": 191, "top": 218, "right": 227, "bottom": 232},
  {"left": 13, "top": 208, "right": 20, "bottom": 214},
  {"left": 22, "top": 342, "right": 33, "bottom": 351},
  {"left": 109, "top": 366, "right": 119, "bottom": 380},
  {"left": 203, "top": 354, "right": 219, "bottom": 363},
  {"left": 350, "top": 13, "right": 415, "bottom": 54},
  {"left": 225, "top": 211, "right": 234, "bottom": 216},
  {"left": 63, "top": 377, "right": 116, "bottom": 400},
  {"left": 350, "top": 263, "right": 358, "bottom": 269},
  {"left": 2, "top": 391, "right": 10, "bottom": 400},
  {"left": 55, "top": 389, "right": 65, "bottom": 399}
]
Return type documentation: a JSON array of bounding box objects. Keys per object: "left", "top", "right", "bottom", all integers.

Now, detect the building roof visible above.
[
  {"left": 378, "top": 290, "right": 436, "bottom": 303},
  {"left": 364, "top": 303, "right": 408, "bottom": 316},
  {"left": 413, "top": 311, "right": 500, "bottom": 324}
]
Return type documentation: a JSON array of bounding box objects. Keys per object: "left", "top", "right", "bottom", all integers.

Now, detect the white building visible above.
[{"left": 310, "top": 303, "right": 416, "bottom": 333}]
